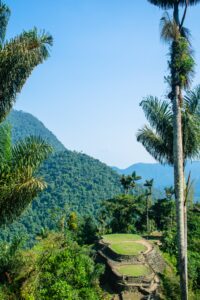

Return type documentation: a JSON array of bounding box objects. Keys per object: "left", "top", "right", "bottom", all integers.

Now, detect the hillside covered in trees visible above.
[{"left": 0, "top": 110, "right": 121, "bottom": 243}]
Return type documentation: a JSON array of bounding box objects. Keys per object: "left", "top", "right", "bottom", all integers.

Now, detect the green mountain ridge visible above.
[
  {"left": 5, "top": 110, "right": 66, "bottom": 152},
  {"left": 0, "top": 110, "right": 121, "bottom": 242}
]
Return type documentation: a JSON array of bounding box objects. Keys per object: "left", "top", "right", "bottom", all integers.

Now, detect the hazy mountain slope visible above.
[
  {"left": 114, "top": 162, "right": 200, "bottom": 198},
  {"left": 5, "top": 110, "right": 65, "bottom": 152}
]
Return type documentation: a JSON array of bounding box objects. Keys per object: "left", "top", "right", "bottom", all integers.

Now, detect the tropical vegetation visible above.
[{"left": 1, "top": 0, "right": 200, "bottom": 299}]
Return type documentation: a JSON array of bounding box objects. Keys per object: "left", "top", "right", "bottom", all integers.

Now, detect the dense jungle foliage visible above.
[{"left": 0, "top": 232, "right": 107, "bottom": 300}]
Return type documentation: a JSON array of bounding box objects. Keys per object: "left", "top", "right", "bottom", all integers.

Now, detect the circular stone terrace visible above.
[
  {"left": 99, "top": 233, "right": 159, "bottom": 295},
  {"left": 102, "top": 234, "right": 152, "bottom": 257},
  {"left": 116, "top": 264, "right": 151, "bottom": 277}
]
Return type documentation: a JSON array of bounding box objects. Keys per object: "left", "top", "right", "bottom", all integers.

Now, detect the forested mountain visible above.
[
  {"left": 5, "top": 110, "right": 65, "bottom": 152},
  {"left": 0, "top": 110, "right": 121, "bottom": 242},
  {"left": 114, "top": 162, "right": 200, "bottom": 199}
]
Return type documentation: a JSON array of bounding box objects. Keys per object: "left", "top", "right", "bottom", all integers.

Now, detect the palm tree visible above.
[
  {"left": 164, "top": 186, "right": 175, "bottom": 229},
  {"left": 0, "top": 1, "right": 53, "bottom": 122},
  {"left": 0, "top": 124, "right": 52, "bottom": 226},
  {"left": 132, "top": 171, "right": 142, "bottom": 187},
  {"left": 144, "top": 179, "right": 154, "bottom": 233},
  {"left": 165, "top": 186, "right": 174, "bottom": 200},
  {"left": 146, "top": 1, "right": 200, "bottom": 299},
  {"left": 120, "top": 172, "right": 141, "bottom": 194}
]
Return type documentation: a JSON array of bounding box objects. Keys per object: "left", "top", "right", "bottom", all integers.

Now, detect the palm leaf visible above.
[
  {"left": 0, "top": 29, "right": 53, "bottom": 122},
  {"left": 140, "top": 96, "right": 173, "bottom": 141},
  {"left": 160, "top": 12, "right": 180, "bottom": 42},
  {"left": 0, "top": 128, "right": 52, "bottom": 225},
  {"left": 148, "top": 0, "right": 200, "bottom": 9},
  {"left": 0, "top": 177, "right": 46, "bottom": 226},
  {"left": 184, "top": 85, "right": 200, "bottom": 114},
  {"left": 137, "top": 87, "right": 200, "bottom": 165},
  {"left": 137, "top": 125, "right": 173, "bottom": 164},
  {"left": 0, "top": 123, "right": 11, "bottom": 161},
  {"left": 12, "top": 136, "right": 53, "bottom": 171}
]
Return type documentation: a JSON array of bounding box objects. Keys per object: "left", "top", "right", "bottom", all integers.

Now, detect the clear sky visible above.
[{"left": 5, "top": 0, "right": 200, "bottom": 168}]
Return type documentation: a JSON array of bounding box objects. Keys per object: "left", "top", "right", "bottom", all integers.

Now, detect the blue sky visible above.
[{"left": 5, "top": 0, "right": 200, "bottom": 168}]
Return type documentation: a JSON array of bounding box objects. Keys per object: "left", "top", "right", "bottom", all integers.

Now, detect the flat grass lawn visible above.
[
  {"left": 102, "top": 234, "right": 142, "bottom": 244},
  {"left": 109, "top": 241, "right": 146, "bottom": 256},
  {"left": 116, "top": 264, "right": 151, "bottom": 277}
]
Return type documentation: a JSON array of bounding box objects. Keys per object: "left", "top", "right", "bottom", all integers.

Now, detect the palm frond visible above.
[
  {"left": 0, "top": 177, "right": 46, "bottom": 226},
  {"left": 160, "top": 12, "right": 180, "bottom": 43},
  {"left": 0, "top": 123, "right": 11, "bottom": 161},
  {"left": 138, "top": 89, "right": 200, "bottom": 165},
  {"left": 182, "top": 111, "right": 200, "bottom": 160},
  {"left": 184, "top": 85, "right": 200, "bottom": 114},
  {"left": 144, "top": 179, "right": 154, "bottom": 187},
  {"left": 139, "top": 96, "right": 173, "bottom": 141},
  {"left": 0, "top": 29, "right": 53, "bottom": 122},
  {"left": 136, "top": 125, "right": 173, "bottom": 164},
  {"left": 12, "top": 136, "right": 53, "bottom": 171},
  {"left": 148, "top": 0, "right": 200, "bottom": 9},
  {"left": 165, "top": 186, "right": 174, "bottom": 198},
  {"left": 132, "top": 171, "right": 142, "bottom": 181}
]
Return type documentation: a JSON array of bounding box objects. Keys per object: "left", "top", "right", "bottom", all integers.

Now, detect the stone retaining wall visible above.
[{"left": 145, "top": 248, "right": 165, "bottom": 273}]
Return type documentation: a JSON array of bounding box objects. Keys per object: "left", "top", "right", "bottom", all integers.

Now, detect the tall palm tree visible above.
[
  {"left": 0, "top": 1, "right": 53, "bottom": 122},
  {"left": 144, "top": 179, "right": 154, "bottom": 233},
  {"left": 146, "top": 1, "right": 200, "bottom": 299},
  {"left": 0, "top": 124, "right": 52, "bottom": 226},
  {"left": 137, "top": 88, "right": 200, "bottom": 299},
  {"left": 165, "top": 186, "right": 175, "bottom": 229}
]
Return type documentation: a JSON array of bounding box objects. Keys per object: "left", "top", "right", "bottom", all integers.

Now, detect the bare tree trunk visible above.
[{"left": 172, "top": 85, "right": 188, "bottom": 300}]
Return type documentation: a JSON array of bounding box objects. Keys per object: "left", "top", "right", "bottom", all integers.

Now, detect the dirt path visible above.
[{"left": 134, "top": 239, "right": 153, "bottom": 254}]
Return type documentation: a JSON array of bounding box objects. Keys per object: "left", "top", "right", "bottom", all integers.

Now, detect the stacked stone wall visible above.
[{"left": 145, "top": 248, "right": 165, "bottom": 273}]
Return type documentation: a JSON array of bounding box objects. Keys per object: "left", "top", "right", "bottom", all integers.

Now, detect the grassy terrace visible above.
[
  {"left": 110, "top": 242, "right": 146, "bottom": 256},
  {"left": 102, "top": 234, "right": 147, "bottom": 256},
  {"left": 102, "top": 234, "right": 142, "bottom": 243},
  {"left": 116, "top": 265, "right": 151, "bottom": 277}
]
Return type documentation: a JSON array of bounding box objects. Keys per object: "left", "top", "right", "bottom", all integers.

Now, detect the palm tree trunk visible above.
[
  {"left": 146, "top": 195, "right": 149, "bottom": 234},
  {"left": 183, "top": 175, "right": 188, "bottom": 299},
  {"left": 184, "top": 201, "right": 188, "bottom": 293},
  {"left": 172, "top": 85, "right": 188, "bottom": 300},
  {"left": 172, "top": 3, "right": 188, "bottom": 298}
]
